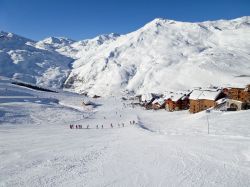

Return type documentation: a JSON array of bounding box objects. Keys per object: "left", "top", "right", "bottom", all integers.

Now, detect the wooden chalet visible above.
[
  {"left": 152, "top": 98, "right": 166, "bottom": 110},
  {"left": 189, "top": 88, "right": 226, "bottom": 113},
  {"left": 225, "top": 84, "right": 250, "bottom": 103},
  {"left": 164, "top": 91, "right": 191, "bottom": 112},
  {"left": 140, "top": 93, "right": 156, "bottom": 109}
]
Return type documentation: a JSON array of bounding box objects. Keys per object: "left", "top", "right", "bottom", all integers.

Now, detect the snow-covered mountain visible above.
[
  {"left": 0, "top": 31, "right": 72, "bottom": 88},
  {"left": 0, "top": 31, "right": 120, "bottom": 89},
  {"left": 35, "top": 33, "right": 120, "bottom": 59},
  {"left": 64, "top": 16, "right": 250, "bottom": 96},
  {"left": 1, "top": 17, "right": 250, "bottom": 95},
  {"left": 35, "top": 36, "right": 75, "bottom": 52}
]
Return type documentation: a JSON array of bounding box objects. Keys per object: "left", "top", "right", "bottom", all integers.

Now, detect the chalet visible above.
[
  {"left": 226, "top": 84, "right": 250, "bottom": 103},
  {"left": 152, "top": 98, "right": 166, "bottom": 110},
  {"left": 140, "top": 93, "right": 162, "bottom": 109},
  {"left": 164, "top": 91, "right": 191, "bottom": 112},
  {"left": 189, "top": 88, "right": 226, "bottom": 113}
]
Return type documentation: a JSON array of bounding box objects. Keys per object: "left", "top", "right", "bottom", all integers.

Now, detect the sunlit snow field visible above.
[{"left": 1, "top": 78, "right": 250, "bottom": 187}]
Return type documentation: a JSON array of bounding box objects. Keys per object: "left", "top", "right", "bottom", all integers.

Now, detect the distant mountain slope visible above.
[
  {"left": 0, "top": 31, "right": 72, "bottom": 88},
  {"left": 64, "top": 17, "right": 250, "bottom": 96},
  {"left": 35, "top": 33, "right": 120, "bottom": 59},
  {"left": 1, "top": 17, "right": 250, "bottom": 95}
]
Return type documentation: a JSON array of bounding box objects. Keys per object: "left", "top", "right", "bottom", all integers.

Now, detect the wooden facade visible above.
[
  {"left": 165, "top": 99, "right": 180, "bottom": 111},
  {"left": 189, "top": 89, "right": 226, "bottom": 113},
  {"left": 227, "top": 85, "right": 250, "bottom": 103},
  {"left": 189, "top": 99, "right": 216, "bottom": 113},
  {"left": 165, "top": 97, "right": 189, "bottom": 112},
  {"left": 228, "top": 88, "right": 245, "bottom": 101}
]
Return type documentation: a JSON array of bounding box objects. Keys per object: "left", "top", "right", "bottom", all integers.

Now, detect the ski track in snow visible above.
[{"left": 1, "top": 79, "right": 250, "bottom": 186}]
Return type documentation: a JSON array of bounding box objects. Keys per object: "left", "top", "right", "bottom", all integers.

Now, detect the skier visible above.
[
  {"left": 111, "top": 123, "right": 113, "bottom": 128},
  {"left": 96, "top": 125, "right": 99, "bottom": 129},
  {"left": 101, "top": 125, "right": 104, "bottom": 129},
  {"left": 87, "top": 125, "right": 89, "bottom": 129}
]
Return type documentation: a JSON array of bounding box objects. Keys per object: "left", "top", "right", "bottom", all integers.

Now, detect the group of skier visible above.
[
  {"left": 70, "top": 106, "right": 137, "bottom": 129},
  {"left": 69, "top": 120, "right": 136, "bottom": 129},
  {"left": 70, "top": 124, "right": 83, "bottom": 129}
]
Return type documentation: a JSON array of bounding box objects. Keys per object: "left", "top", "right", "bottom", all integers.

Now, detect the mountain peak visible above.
[
  {"left": 42, "top": 36, "right": 75, "bottom": 45},
  {"left": 64, "top": 16, "right": 250, "bottom": 96},
  {"left": 0, "top": 31, "right": 34, "bottom": 41},
  {"left": 0, "top": 31, "right": 34, "bottom": 50},
  {"left": 141, "top": 18, "right": 178, "bottom": 31},
  {"left": 1, "top": 17, "right": 250, "bottom": 96},
  {"left": 94, "top": 33, "right": 120, "bottom": 41}
]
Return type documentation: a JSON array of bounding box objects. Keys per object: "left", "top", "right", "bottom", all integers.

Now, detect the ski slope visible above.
[{"left": 1, "top": 78, "right": 250, "bottom": 186}]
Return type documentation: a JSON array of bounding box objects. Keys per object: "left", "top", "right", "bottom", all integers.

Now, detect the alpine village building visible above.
[
  {"left": 164, "top": 91, "right": 191, "bottom": 112},
  {"left": 189, "top": 85, "right": 250, "bottom": 113},
  {"left": 139, "top": 84, "right": 250, "bottom": 113},
  {"left": 189, "top": 88, "right": 226, "bottom": 113}
]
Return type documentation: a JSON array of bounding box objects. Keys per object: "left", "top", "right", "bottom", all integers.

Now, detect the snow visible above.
[
  {"left": 189, "top": 88, "right": 222, "bottom": 100},
  {"left": 1, "top": 78, "right": 250, "bottom": 186},
  {"left": 0, "top": 32, "right": 72, "bottom": 89},
  {"left": 1, "top": 16, "right": 250, "bottom": 186},
  {"left": 2, "top": 17, "right": 250, "bottom": 96},
  {"left": 63, "top": 17, "right": 250, "bottom": 96},
  {"left": 163, "top": 91, "right": 190, "bottom": 101},
  {"left": 152, "top": 97, "right": 165, "bottom": 105},
  {"left": 141, "top": 93, "right": 153, "bottom": 102}
]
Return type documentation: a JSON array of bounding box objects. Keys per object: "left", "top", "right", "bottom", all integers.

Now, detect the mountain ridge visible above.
[{"left": 1, "top": 16, "right": 250, "bottom": 96}]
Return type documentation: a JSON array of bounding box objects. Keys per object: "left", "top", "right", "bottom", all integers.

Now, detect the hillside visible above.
[
  {"left": 0, "top": 31, "right": 72, "bottom": 89},
  {"left": 64, "top": 17, "right": 250, "bottom": 96},
  {"left": 1, "top": 17, "right": 250, "bottom": 96}
]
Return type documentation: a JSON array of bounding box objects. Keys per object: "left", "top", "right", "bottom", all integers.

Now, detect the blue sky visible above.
[{"left": 0, "top": 0, "right": 249, "bottom": 41}]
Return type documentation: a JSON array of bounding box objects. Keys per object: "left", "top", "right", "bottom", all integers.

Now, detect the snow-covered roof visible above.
[
  {"left": 189, "top": 89, "right": 222, "bottom": 100},
  {"left": 216, "top": 98, "right": 244, "bottom": 106},
  {"left": 216, "top": 98, "right": 227, "bottom": 105},
  {"left": 141, "top": 93, "right": 153, "bottom": 102},
  {"left": 163, "top": 91, "right": 190, "bottom": 102},
  {"left": 152, "top": 98, "right": 165, "bottom": 105}
]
